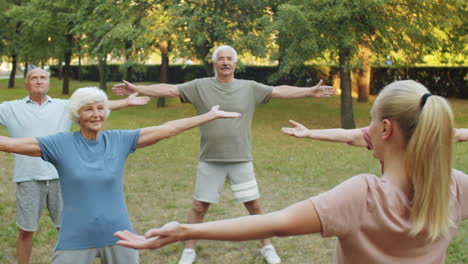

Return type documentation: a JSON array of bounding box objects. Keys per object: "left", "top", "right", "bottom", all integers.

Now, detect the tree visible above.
[
  {"left": 169, "top": 0, "right": 273, "bottom": 76},
  {"left": 141, "top": 1, "right": 177, "bottom": 107},
  {"left": 2, "top": 0, "right": 29, "bottom": 89},
  {"left": 72, "top": 0, "right": 153, "bottom": 92},
  {"left": 9, "top": 0, "right": 85, "bottom": 94},
  {"left": 271, "top": 0, "right": 466, "bottom": 128}
]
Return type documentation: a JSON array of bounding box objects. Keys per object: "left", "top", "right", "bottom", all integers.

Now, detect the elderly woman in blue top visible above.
[{"left": 0, "top": 87, "right": 241, "bottom": 264}]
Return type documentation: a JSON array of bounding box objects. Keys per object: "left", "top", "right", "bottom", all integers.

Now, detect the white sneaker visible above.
[
  {"left": 178, "top": 248, "right": 197, "bottom": 264},
  {"left": 261, "top": 244, "right": 281, "bottom": 264}
]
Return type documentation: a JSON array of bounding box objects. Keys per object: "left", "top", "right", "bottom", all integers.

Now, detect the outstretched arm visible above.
[
  {"left": 115, "top": 199, "right": 321, "bottom": 250},
  {"left": 112, "top": 80, "right": 180, "bottom": 98},
  {"left": 0, "top": 136, "right": 42, "bottom": 157},
  {"left": 108, "top": 92, "right": 150, "bottom": 111},
  {"left": 271, "top": 80, "right": 335, "bottom": 99},
  {"left": 455, "top": 128, "right": 468, "bottom": 143},
  {"left": 136, "top": 105, "right": 241, "bottom": 148},
  {"left": 281, "top": 120, "right": 368, "bottom": 148}
]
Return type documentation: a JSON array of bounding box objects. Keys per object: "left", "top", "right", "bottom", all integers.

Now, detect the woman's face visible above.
[{"left": 78, "top": 101, "right": 106, "bottom": 133}]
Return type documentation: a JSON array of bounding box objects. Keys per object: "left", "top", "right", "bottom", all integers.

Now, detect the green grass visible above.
[{"left": 0, "top": 77, "right": 467, "bottom": 263}]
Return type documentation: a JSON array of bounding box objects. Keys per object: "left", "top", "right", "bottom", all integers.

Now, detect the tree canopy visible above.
[{"left": 0, "top": 0, "right": 465, "bottom": 123}]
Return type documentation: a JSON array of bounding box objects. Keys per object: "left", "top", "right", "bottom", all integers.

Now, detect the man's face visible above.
[
  {"left": 26, "top": 69, "right": 50, "bottom": 96},
  {"left": 214, "top": 50, "right": 237, "bottom": 78}
]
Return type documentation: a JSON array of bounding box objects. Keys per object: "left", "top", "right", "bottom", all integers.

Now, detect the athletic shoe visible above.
[
  {"left": 261, "top": 244, "right": 281, "bottom": 264},
  {"left": 178, "top": 248, "right": 197, "bottom": 264}
]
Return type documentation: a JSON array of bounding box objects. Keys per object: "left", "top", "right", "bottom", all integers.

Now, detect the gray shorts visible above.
[
  {"left": 194, "top": 161, "right": 260, "bottom": 203},
  {"left": 52, "top": 244, "right": 138, "bottom": 264},
  {"left": 16, "top": 179, "right": 62, "bottom": 231}
]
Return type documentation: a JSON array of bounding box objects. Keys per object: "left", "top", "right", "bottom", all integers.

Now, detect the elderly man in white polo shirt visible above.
[{"left": 0, "top": 68, "right": 149, "bottom": 264}]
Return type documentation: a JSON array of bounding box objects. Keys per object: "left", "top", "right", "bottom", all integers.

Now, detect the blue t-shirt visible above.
[{"left": 37, "top": 129, "right": 140, "bottom": 250}]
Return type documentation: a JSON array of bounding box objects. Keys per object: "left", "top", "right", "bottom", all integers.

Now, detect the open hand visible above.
[
  {"left": 210, "top": 105, "right": 241, "bottom": 118},
  {"left": 112, "top": 80, "right": 138, "bottom": 96},
  {"left": 127, "top": 93, "right": 150, "bottom": 106},
  {"left": 310, "top": 80, "right": 335, "bottom": 97},
  {"left": 281, "top": 120, "right": 310, "bottom": 138}
]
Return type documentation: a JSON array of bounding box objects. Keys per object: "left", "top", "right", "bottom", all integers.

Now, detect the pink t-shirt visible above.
[{"left": 311, "top": 170, "right": 468, "bottom": 264}]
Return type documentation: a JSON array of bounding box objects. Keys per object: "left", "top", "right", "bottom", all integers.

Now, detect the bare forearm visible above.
[
  {"left": 455, "top": 128, "right": 468, "bottom": 143},
  {"left": 180, "top": 200, "right": 320, "bottom": 242},
  {"left": 272, "top": 85, "right": 314, "bottom": 99},
  {"left": 182, "top": 213, "right": 280, "bottom": 242},
  {"left": 164, "top": 111, "right": 216, "bottom": 136},
  {"left": 307, "top": 128, "right": 368, "bottom": 147},
  {"left": 108, "top": 99, "right": 129, "bottom": 111},
  {"left": 135, "top": 84, "right": 179, "bottom": 97},
  {"left": 0, "top": 136, "right": 42, "bottom": 156},
  {"left": 137, "top": 111, "right": 216, "bottom": 148}
]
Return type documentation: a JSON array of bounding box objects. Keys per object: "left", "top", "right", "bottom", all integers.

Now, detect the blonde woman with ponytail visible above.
[{"left": 115, "top": 80, "right": 468, "bottom": 264}]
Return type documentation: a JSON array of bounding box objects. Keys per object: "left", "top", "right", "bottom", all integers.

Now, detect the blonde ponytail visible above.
[{"left": 374, "top": 80, "right": 454, "bottom": 241}]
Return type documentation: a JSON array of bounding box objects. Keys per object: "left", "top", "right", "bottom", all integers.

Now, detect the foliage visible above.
[
  {"left": 168, "top": 0, "right": 275, "bottom": 74},
  {"left": 371, "top": 66, "right": 468, "bottom": 98},
  {"left": 269, "top": 0, "right": 466, "bottom": 128},
  {"left": 7, "top": 0, "right": 81, "bottom": 64}
]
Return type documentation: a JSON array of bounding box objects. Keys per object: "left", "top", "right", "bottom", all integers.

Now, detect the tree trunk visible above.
[
  {"left": 98, "top": 57, "right": 107, "bottom": 92},
  {"left": 8, "top": 54, "right": 17, "bottom": 88},
  {"left": 157, "top": 40, "right": 171, "bottom": 108},
  {"left": 124, "top": 40, "right": 133, "bottom": 81},
  {"left": 57, "top": 60, "right": 63, "bottom": 80},
  {"left": 62, "top": 34, "right": 73, "bottom": 95},
  {"left": 78, "top": 55, "right": 83, "bottom": 82},
  {"left": 23, "top": 61, "right": 29, "bottom": 78},
  {"left": 357, "top": 46, "right": 371, "bottom": 102},
  {"left": 339, "top": 48, "right": 355, "bottom": 129},
  {"left": 195, "top": 43, "right": 212, "bottom": 77}
]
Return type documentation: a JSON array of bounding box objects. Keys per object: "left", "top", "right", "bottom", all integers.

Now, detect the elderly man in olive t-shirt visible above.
[{"left": 112, "top": 45, "right": 335, "bottom": 264}]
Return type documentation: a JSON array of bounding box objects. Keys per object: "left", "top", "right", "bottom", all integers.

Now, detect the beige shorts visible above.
[{"left": 194, "top": 161, "right": 260, "bottom": 203}]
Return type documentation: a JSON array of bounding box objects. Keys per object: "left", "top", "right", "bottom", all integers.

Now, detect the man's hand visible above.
[
  {"left": 113, "top": 80, "right": 138, "bottom": 96},
  {"left": 127, "top": 93, "right": 150, "bottom": 106},
  {"left": 209, "top": 105, "right": 241, "bottom": 119},
  {"left": 281, "top": 120, "right": 310, "bottom": 138},
  {"left": 309, "top": 80, "right": 335, "bottom": 97}
]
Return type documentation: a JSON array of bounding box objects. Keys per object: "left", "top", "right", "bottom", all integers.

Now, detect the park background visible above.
[{"left": 1, "top": 0, "right": 467, "bottom": 263}]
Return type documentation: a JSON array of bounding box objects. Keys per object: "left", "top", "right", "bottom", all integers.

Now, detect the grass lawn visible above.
[{"left": 0, "top": 77, "right": 467, "bottom": 263}]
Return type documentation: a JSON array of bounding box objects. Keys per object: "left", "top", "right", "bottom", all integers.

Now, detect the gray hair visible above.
[
  {"left": 26, "top": 68, "right": 50, "bottom": 84},
  {"left": 212, "top": 45, "right": 238, "bottom": 77},
  {"left": 211, "top": 45, "right": 238, "bottom": 63},
  {"left": 68, "top": 87, "right": 110, "bottom": 123}
]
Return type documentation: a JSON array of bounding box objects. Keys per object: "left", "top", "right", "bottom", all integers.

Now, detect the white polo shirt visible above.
[{"left": 0, "top": 96, "right": 71, "bottom": 182}]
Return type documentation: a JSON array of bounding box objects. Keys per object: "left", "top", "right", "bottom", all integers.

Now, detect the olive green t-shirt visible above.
[{"left": 178, "top": 77, "right": 273, "bottom": 162}]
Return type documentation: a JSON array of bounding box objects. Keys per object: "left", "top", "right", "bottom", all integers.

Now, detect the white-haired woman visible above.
[
  {"left": 0, "top": 87, "right": 240, "bottom": 264},
  {"left": 115, "top": 80, "right": 468, "bottom": 263}
]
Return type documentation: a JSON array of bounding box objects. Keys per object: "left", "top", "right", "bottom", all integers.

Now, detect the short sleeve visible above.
[
  {"left": 37, "top": 133, "right": 68, "bottom": 164},
  {"left": 310, "top": 175, "right": 369, "bottom": 237},
  {"left": 0, "top": 101, "right": 11, "bottom": 127},
  {"left": 453, "top": 169, "right": 468, "bottom": 220},
  {"left": 251, "top": 81, "right": 273, "bottom": 104},
  {"left": 107, "top": 129, "right": 140, "bottom": 155},
  {"left": 177, "top": 80, "right": 199, "bottom": 104},
  {"left": 360, "top": 126, "right": 373, "bottom": 150}
]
